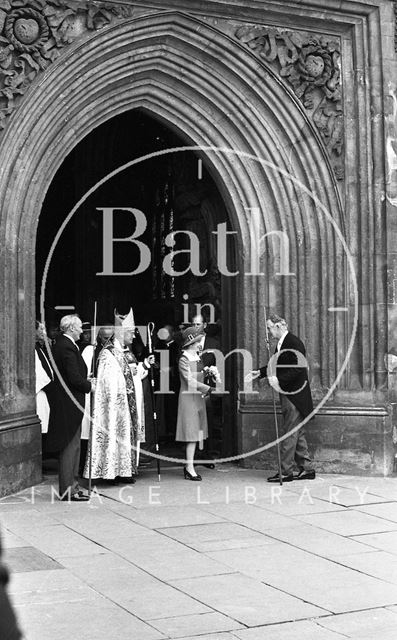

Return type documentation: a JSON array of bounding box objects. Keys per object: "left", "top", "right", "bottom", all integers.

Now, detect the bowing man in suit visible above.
[
  {"left": 47, "top": 315, "right": 93, "bottom": 501},
  {"left": 249, "top": 313, "right": 315, "bottom": 483}
]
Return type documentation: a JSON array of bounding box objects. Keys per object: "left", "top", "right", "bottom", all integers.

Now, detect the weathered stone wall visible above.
[{"left": 0, "top": 0, "right": 396, "bottom": 494}]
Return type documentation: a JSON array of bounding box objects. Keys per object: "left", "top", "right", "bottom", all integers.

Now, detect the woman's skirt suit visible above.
[{"left": 175, "top": 353, "right": 210, "bottom": 442}]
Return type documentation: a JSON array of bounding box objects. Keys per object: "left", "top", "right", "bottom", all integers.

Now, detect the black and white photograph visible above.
[{"left": 1, "top": 1, "right": 397, "bottom": 639}]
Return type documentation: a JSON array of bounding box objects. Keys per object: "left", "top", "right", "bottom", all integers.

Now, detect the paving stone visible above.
[
  {"left": 267, "top": 524, "right": 376, "bottom": 559},
  {"left": 159, "top": 522, "right": 271, "bottom": 551},
  {"left": 206, "top": 544, "right": 397, "bottom": 612},
  {"left": 92, "top": 531, "right": 235, "bottom": 580},
  {"left": 178, "top": 634, "right": 241, "bottom": 640},
  {"left": 253, "top": 491, "right": 346, "bottom": 515},
  {"left": 4, "top": 472, "right": 397, "bottom": 639},
  {"left": 8, "top": 569, "right": 99, "bottom": 605},
  {"left": 317, "top": 607, "right": 397, "bottom": 636},
  {"left": 199, "top": 503, "right": 296, "bottom": 532},
  {"left": 4, "top": 546, "right": 62, "bottom": 572},
  {"left": 0, "top": 528, "right": 28, "bottom": 548},
  {"left": 149, "top": 612, "right": 244, "bottom": 637},
  {"left": 171, "top": 573, "right": 327, "bottom": 625},
  {"left": 351, "top": 531, "right": 397, "bottom": 554},
  {"left": 337, "top": 479, "right": 397, "bottom": 502},
  {"left": 12, "top": 523, "right": 106, "bottom": 558},
  {"left": 52, "top": 511, "right": 150, "bottom": 541},
  {"left": 296, "top": 510, "right": 397, "bottom": 536},
  {"left": 111, "top": 580, "right": 212, "bottom": 620},
  {"left": 288, "top": 482, "right": 386, "bottom": 507},
  {"left": 130, "top": 505, "right": 227, "bottom": 529},
  {"left": 0, "top": 509, "right": 59, "bottom": 532},
  {"left": 354, "top": 501, "right": 397, "bottom": 523},
  {"left": 15, "top": 597, "right": 165, "bottom": 640},
  {"left": 334, "top": 550, "right": 397, "bottom": 584},
  {"left": 59, "top": 552, "right": 152, "bottom": 595},
  {"left": 233, "top": 620, "right": 346, "bottom": 639}
]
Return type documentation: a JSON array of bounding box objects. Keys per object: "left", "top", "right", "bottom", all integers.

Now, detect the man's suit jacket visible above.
[
  {"left": 47, "top": 334, "right": 91, "bottom": 452},
  {"left": 259, "top": 332, "right": 313, "bottom": 418},
  {"left": 201, "top": 335, "right": 221, "bottom": 387},
  {"left": 201, "top": 335, "right": 220, "bottom": 367}
]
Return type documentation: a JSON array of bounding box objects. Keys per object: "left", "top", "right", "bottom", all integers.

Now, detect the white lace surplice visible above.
[
  {"left": 81, "top": 345, "right": 94, "bottom": 439},
  {"left": 35, "top": 351, "right": 51, "bottom": 434}
]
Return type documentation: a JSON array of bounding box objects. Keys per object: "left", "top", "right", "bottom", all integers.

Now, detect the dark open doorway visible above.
[{"left": 36, "top": 108, "right": 238, "bottom": 459}]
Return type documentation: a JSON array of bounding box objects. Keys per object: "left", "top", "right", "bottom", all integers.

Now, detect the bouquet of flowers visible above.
[{"left": 203, "top": 365, "right": 222, "bottom": 385}]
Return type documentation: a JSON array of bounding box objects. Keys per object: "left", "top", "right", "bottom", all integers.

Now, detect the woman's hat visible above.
[{"left": 181, "top": 326, "right": 204, "bottom": 348}]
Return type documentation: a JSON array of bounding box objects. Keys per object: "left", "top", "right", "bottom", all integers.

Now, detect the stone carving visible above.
[
  {"left": 235, "top": 26, "right": 344, "bottom": 180},
  {"left": 0, "top": 0, "right": 133, "bottom": 129},
  {"left": 394, "top": 0, "right": 397, "bottom": 53}
]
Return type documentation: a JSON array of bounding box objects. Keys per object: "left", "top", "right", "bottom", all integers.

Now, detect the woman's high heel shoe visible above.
[{"left": 184, "top": 467, "right": 202, "bottom": 481}]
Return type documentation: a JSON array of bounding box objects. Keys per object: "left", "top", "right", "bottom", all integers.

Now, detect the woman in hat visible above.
[{"left": 176, "top": 326, "right": 211, "bottom": 480}]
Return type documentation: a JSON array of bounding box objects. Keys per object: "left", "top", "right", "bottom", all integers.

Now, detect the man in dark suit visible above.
[
  {"left": 47, "top": 315, "right": 93, "bottom": 501},
  {"left": 154, "top": 324, "right": 181, "bottom": 442},
  {"left": 250, "top": 313, "right": 315, "bottom": 482}
]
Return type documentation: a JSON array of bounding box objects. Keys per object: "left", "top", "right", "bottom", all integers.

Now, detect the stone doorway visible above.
[
  {"left": 36, "top": 108, "right": 238, "bottom": 459},
  {"left": 2, "top": 6, "right": 392, "bottom": 496}
]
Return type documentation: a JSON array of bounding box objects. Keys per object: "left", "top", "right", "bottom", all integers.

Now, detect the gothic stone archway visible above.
[{"left": 0, "top": 3, "right": 393, "bottom": 495}]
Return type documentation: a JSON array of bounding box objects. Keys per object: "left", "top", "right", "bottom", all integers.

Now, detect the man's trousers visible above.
[
  {"left": 279, "top": 395, "right": 313, "bottom": 475},
  {"left": 58, "top": 425, "right": 82, "bottom": 496}
]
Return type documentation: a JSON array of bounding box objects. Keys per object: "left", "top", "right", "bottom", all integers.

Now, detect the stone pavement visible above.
[{"left": 2, "top": 466, "right": 397, "bottom": 640}]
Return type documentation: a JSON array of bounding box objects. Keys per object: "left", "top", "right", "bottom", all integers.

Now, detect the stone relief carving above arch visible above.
[
  {"left": 0, "top": 0, "right": 133, "bottom": 130},
  {"left": 235, "top": 25, "right": 344, "bottom": 181}
]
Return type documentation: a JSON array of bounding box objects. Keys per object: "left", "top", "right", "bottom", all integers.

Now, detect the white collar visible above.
[
  {"left": 64, "top": 333, "right": 76, "bottom": 346},
  {"left": 277, "top": 330, "right": 288, "bottom": 352},
  {"left": 182, "top": 349, "right": 200, "bottom": 362}
]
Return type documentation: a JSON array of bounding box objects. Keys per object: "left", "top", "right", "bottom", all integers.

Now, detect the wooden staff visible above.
[
  {"left": 147, "top": 322, "right": 161, "bottom": 482},
  {"left": 88, "top": 301, "right": 97, "bottom": 496},
  {"left": 264, "top": 305, "right": 283, "bottom": 486}
]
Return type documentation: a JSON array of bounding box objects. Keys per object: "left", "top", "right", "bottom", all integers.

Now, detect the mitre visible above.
[{"left": 114, "top": 307, "right": 135, "bottom": 329}]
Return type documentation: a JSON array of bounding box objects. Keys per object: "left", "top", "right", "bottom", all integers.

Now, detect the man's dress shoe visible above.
[
  {"left": 294, "top": 469, "right": 316, "bottom": 480},
  {"left": 61, "top": 492, "right": 90, "bottom": 502},
  {"left": 267, "top": 473, "right": 294, "bottom": 483}
]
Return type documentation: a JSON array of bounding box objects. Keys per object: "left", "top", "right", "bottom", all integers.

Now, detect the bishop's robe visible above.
[{"left": 83, "top": 341, "right": 138, "bottom": 479}]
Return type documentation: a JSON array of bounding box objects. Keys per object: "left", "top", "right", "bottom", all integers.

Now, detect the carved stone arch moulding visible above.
[
  {"left": 235, "top": 25, "right": 344, "bottom": 181},
  {"left": 0, "top": 0, "right": 133, "bottom": 131},
  {"left": 0, "top": 10, "right": 345, "bottom": 412},
  {"left": 0, "top": 3, "right": 345, "bottom": 182}
]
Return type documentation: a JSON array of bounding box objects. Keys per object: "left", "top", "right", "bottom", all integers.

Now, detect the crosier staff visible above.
[
  {"left": 264, "top": 305, "right": 283, "bottom": 486},
  {"left": 88, "top": 301, "right": 97, "bottom": 496},
  {"left": 147, "top": 322, "right": 161, "bottom": 482}
]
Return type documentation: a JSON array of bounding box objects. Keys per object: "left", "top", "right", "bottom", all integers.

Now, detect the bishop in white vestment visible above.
[{"left": 84, "top": 311, "right": 139, "bottom": 480}]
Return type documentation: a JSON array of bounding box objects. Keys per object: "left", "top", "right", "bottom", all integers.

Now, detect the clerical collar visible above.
[
  {"left": 277, "top": 330, "right": 289, "bottom": 352},
  {"left": 183, "top": 349, "right": 200, "bottom": 362}
]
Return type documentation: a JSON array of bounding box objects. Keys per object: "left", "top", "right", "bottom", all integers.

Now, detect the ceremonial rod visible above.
[
  {"left": 264, "top": 306, "right": 283, "bottom": 486},
  {"left": 88, "top": 300, "right": 97, "bottom": 496},
  {"left": 148, "top": 322, "right": 161, "bottom": 482}
]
